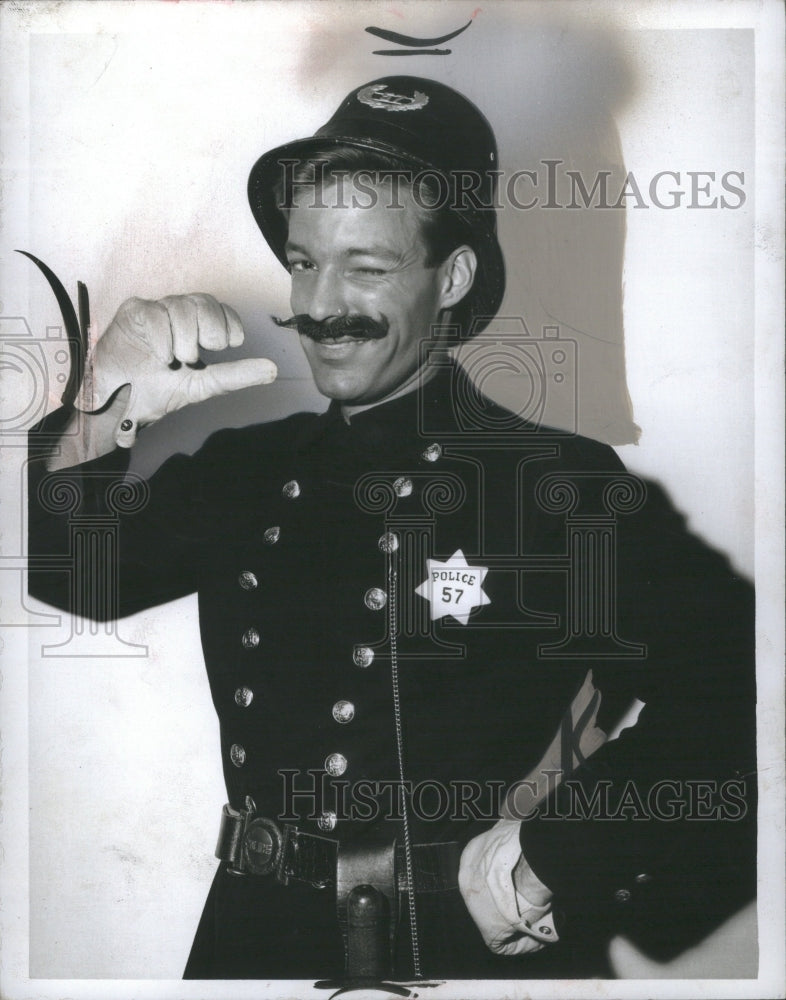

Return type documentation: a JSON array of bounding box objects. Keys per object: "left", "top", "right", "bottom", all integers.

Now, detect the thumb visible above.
[
  {"left": 177, "top": 357, "right": 278, "bottom": 407},
  {"left": 111, "top": 357, "right": 277, "bottom": 448}
]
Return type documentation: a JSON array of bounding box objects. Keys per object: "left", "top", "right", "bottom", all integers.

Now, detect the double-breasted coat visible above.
[{"left": 29, "top": 361, "right": 756, "bottom": 980}]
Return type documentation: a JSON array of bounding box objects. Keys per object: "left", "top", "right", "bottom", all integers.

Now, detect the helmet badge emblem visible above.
[{"left": 357, "top": 83, "right": 429, "bottom": 112}]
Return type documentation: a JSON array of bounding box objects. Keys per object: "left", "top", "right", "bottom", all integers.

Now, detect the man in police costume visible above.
[{"left": 29, "top": 77, "right": 756, "bottom": 982}]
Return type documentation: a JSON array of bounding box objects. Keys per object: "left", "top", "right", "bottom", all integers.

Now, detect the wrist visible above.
[{"left": 46, "top": 389, "right": 129, "bottom": 471}]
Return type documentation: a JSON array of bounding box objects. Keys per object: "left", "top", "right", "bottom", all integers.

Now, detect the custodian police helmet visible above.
[{"left": 248, "top": 76, "right": 505, "bottom": 334}]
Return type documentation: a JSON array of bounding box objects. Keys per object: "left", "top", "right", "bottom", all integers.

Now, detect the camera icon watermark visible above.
[
  {"left": 1, "top": 315, "right": 71, "bottom": 629},
  {"left": 456, "top": 317, "right": 578, "bottom": 435}
]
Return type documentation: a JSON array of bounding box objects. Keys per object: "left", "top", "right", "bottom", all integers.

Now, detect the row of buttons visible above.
[
  {"left": 363, "top": 532, "right": 401, "bottom": 613},
  {"left": 226, "top": 462, "right": 439, "bottom": 826},
  {"left": 238, "top": 527, "right": 280, "bottom": 588},
  {"left": 310, "top": 525, "right": 402, "bottom": 829},
  {"left": 231, "top": 477, "right": 358, "bottom": 823},
  {"left": 237, "top": 523, "right": 280, "bottom": 648},
  {"left": 321, "top": 669, "right": 353, "bottom": 825},
  {"left": 317, "top": 748, "right": 348, "bottom": 831},
  {"left": 309, "top": 520, "right": 414, "bottom": 827},
  {"left": 228, "top": 516, "right": 284, "bottom": 772}
]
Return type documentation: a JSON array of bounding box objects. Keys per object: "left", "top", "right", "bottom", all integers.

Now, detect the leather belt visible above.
[{"left": 215, "top": 802, "right": 461, "bottom": 894}]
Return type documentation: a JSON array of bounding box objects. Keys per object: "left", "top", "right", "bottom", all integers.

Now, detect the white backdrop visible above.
[{"left": 0, "top": 2, "right": 783, "bottom": 998}]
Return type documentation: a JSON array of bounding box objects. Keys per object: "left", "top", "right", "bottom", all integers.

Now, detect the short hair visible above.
[{"left": 273, "top": 145, "right": 481, "bottom": 338}]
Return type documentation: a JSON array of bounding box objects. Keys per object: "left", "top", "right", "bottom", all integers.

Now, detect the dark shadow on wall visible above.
[{"left": 451, "top": 15, "right": 640, "bottom": 445}]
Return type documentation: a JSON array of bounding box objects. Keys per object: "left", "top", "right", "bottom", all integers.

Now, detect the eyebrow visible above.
[{"left": 345, "top": 247, "right": 401, "bottom": 260}]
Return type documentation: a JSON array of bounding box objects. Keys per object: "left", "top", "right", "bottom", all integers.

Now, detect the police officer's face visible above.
[{"left": 285, "top": 181, "right": 473, "bottom": 404}]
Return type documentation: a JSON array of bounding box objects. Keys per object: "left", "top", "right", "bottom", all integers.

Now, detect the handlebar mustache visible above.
[{"left": 272, "top": 314, "right": 390, "bottom": 342}]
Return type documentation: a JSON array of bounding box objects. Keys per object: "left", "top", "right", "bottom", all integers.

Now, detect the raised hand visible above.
[{"left": 76, "top": 293, "right": 276, "bottom": 448}]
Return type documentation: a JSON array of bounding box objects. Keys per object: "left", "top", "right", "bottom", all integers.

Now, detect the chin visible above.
[{"left": 313, "top": 370, "right": 374, "bottom": 403}]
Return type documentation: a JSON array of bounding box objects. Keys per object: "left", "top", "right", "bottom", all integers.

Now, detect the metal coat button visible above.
[
  {"left": 613, "top": 888, "right": 631, "bottom": 904},
  {"left": 282, "top": 480, "right": 300, "bottom": 499},
  {"left": 364, "top": 587, "right": 387, "bottom": 611},
  {"left": 393, "top": 476, "right": 413, "bottom": 498},
  {"left": 238, "top": 571, "right": 258, "bottom": 591},
  {"left": 634, "top": 873, "right": 653, "bottom": 885},
  {"left": 353, "top": 646, "right": 375, "bottom": 668},
  {"left": 318, "top": 811, "right": 337, "bottom": 832},
  {"left": 422, "top": 443, "right": 442, "bottom": 462},
  {"left": 332, "top": 700, "right": 355, "bottom": 724},
  {"left": 263, "top": 526, "right": 280, "bottom": 545},
  {"left": 241, "top": 628, "right": 260, "bottom": 649},
  {"left": 378, "top": 532, "right": 399, "bottom": 554},
  {"left": 230, "top": 743, "right": 246, "bottom": 767},
  {"left": 234, "top": 686, "right": 254, "bottom": 708},
  {"left": 325, "top": 753, "right": 347, "bottom": 776}
]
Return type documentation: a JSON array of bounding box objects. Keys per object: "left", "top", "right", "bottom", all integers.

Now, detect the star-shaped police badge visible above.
[{"left": 415, "top": 550, "right": 490, "bottom": 626}]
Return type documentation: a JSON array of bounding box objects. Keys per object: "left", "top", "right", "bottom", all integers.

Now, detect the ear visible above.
[{"left": 438, "top": 245, "right": 477, "bottom": 310}]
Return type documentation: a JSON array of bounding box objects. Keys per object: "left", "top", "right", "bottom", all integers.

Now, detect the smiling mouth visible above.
[
  {"left": 308, "top": 337, "right": 377, "bottom": 360},
  {"left": 320, "top": 336, "right": 369, "bottom": 344},
  {"left": 311, "top": 335, "right": 374, "bottom": 347}
]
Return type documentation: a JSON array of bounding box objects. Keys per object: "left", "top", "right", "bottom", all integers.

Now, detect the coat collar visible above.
[{"left": 292, "top": 359, "right": 464, "bottom": 463}]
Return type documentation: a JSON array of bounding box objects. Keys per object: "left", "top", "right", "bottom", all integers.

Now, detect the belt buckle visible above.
[
  {"left": 225, "top": 796, "right": 289, "bottom": 879},
  {"left": 243, "top": 814, "right": 284, "bottom": 876}
]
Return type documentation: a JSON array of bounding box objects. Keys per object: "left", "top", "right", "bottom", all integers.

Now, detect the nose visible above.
[{"left": 300, "top": 267, "right": 348, "bottom": 322}]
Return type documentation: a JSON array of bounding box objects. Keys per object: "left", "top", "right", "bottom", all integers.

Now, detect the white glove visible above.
[
  {"left": 77, "top": 293, "right": 277, "bottom": 448},
  {"left": 458, "top": 819, "right": 558, "bottom": 956}
]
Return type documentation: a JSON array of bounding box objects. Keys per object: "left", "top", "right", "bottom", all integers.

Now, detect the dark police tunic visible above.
[{"left": 28, "top": 361, "right": 756, "bottom": 980}]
